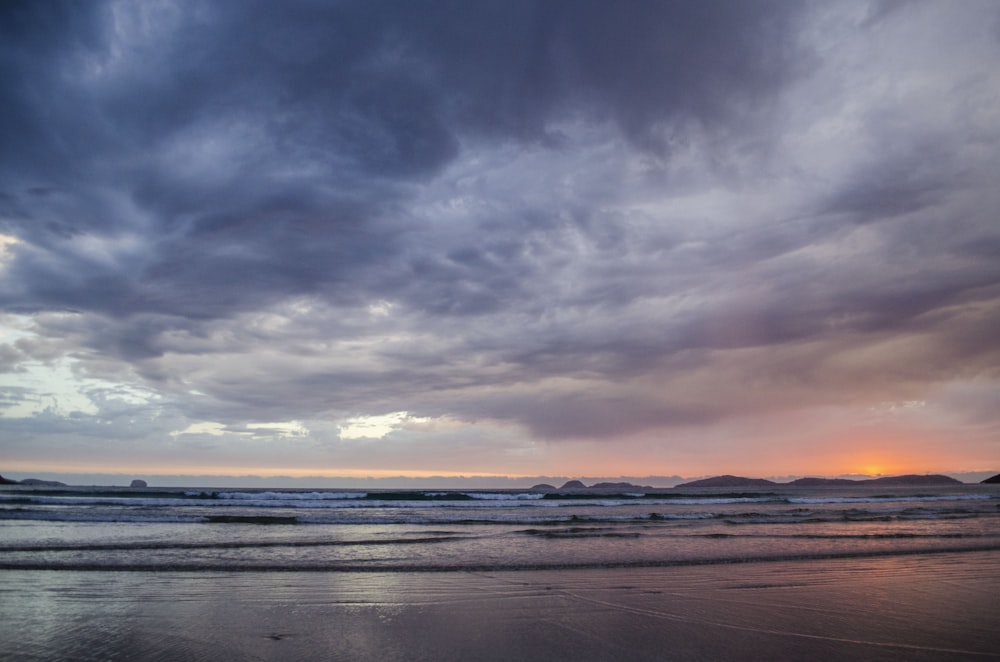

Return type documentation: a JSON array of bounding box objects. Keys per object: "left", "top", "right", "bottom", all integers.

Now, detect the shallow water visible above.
[{"left": 2, "top": 484, "right": 998, "bottom": 571}]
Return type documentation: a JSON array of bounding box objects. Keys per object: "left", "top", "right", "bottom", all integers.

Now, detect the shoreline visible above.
[{"left": 2, "top": 551, "right": 997, "bottom": 661}]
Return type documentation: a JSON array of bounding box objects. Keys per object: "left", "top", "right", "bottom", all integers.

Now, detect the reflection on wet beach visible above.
[{"left": 1, "top": 552, "right": 997, "bottom": 661}]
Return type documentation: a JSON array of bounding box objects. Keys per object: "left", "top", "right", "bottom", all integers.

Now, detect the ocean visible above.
[
  {"left": 1, "top": 483, "right": 998, "bottom": 571},
  {"left": 2, "top": 482, "right": 999, "bottom": 660}
]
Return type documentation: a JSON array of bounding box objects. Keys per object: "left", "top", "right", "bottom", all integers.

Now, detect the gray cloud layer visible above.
[{"left": 1, "top": 0, "right": 998, "bottom": 472}]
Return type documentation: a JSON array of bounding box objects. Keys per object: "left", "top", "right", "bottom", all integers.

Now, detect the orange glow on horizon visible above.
[
  {"left": 832, "top": 455, "right": 923, "bottom": 478},
  {"left": 5, "top": 459, "right": 976, "bottom": 483},
  {"left": 2, "top": 460, "right": 532, "bottom": 481},
  {"left": 4, "top": 435, "right": 980, "bottom": 483}
]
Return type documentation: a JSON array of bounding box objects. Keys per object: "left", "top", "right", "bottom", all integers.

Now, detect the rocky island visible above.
[{"left": 530, "top": 480, "right": 654, "bottom": 494}]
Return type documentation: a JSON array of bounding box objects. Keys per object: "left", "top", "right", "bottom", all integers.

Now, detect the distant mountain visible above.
[
  {"left": 863, "top": 474, "right": 962, "bottom": 486},
  {"left": 676, "top": 475, "right": 778, "bottom": 488},
  {"left": 547, "top": 480, "right": 652, "bottom": 492},
  {"left": 679, "top": 474, "right": 963, "bottom": 488},
  {"left": 981, "top": 473, "right": 1000, "bottom": 484},
  {"left": 17, "top": 478, "right": 68, "bottom": 487},
  {"left": 0, "top": 474, "right": 18, "bottom": 485}
]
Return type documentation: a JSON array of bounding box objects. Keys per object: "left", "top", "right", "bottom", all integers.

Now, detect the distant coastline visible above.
[
  {"left": 0, "top": 475, "right": 67, "bottom": 487},
  {"left": 675, "top": 474, "right": 975, "bottom": 488},
  {"left": 537, "top": 474, "right": 993, "bottom": 492},
  {"left": 3, "top": 472, "right": 999, "bottom": 490}
]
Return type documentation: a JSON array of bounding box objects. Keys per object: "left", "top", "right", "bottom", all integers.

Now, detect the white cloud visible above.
[
  {"left": 0, "top": 357, "right": 100, "bottom": 418},
  {"left": 366, "top": 300, "right": 394, "bottom": 317},
  {"left": 338, "top": 411, "right": 426, "bottom": 439},
  {"left": 170, "top": 421, "right": 229, "bottom": 437}
]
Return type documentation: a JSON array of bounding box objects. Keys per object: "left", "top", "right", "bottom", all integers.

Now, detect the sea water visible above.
[{"left": 2, "top": 483, "right": 998, "bottom": 571}]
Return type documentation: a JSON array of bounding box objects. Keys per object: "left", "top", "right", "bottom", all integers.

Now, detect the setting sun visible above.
[{"left": 858, "top": 464, "right": 888, "bottom": 477}]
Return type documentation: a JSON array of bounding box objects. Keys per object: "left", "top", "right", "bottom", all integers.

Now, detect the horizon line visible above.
[{"left": 3, "top": 469, "right": 997, "bottom": 488}]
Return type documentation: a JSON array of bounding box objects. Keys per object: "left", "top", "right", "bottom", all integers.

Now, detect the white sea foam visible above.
[{"left": 212, "top": 491, "right": 368, "bottom": 500}]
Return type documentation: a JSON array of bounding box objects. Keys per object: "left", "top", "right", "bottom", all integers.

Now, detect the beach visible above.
[
  {"left": 2, "top": 482, "right": 999, "bottom": 659},
  {"left": 1, "top": 552, "right": 997, "bottom": 661}
]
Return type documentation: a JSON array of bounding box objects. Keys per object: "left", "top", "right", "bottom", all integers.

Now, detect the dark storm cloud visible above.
[
  {"left": 0, "top": 0, "right": 806, "bottom": 318},
  {"left": 2, "top": 0, "right": 999, "bottom": 448}
]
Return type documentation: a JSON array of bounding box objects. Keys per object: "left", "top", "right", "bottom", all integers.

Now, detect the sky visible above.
[{"left": 1, "top": 0, "right": 999, "bottom": 486}]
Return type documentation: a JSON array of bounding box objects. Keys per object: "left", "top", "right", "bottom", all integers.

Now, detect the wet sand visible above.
[{"left": 1, "top": 551, "right": 997, "bottom": 661}]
